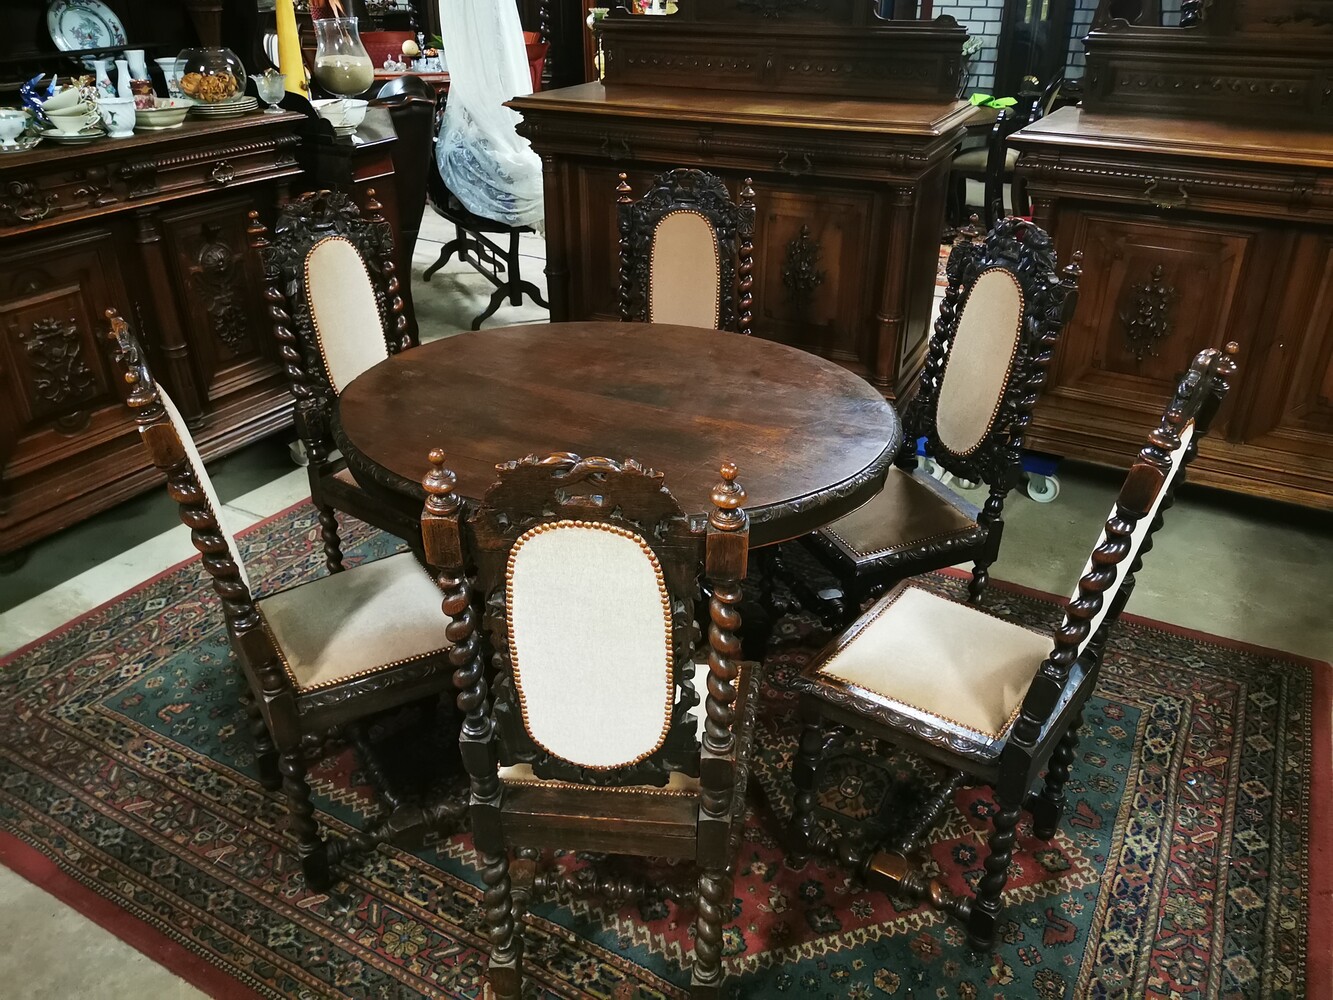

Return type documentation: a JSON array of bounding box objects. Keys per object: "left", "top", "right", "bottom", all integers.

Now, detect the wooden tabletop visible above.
[{"left": 333, "top": 322, "right": 903, "bottom": 546}]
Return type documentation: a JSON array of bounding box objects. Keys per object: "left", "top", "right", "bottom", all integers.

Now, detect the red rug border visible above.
[
  {"left": 3, "top": 525, "right": 1328, "bottom": 998},
  {"left": 0, "top": 831, "right": 262, "bottom": 1000}
]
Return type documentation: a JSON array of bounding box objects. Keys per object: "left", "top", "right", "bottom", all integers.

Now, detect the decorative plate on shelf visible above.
[{"left": 47, "top": 0, "right": 128, "bottom": 52}]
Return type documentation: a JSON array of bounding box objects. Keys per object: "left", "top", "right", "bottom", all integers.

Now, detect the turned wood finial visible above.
[
  {"left": 246, "top": 209, "right": 269, "bottom": 250},
  {"left": 422, "top": 448, "right": 459, "bottom": 516},
  {"left": 739, "top": 177, "right": 755, "bottom": 204},
  {"left": 616, "top": 172, "right": 632, "bottom": 203},
  {"left": 1063, "top": 249, "right": 1084, "bottom": 282},
  {"left": 709, "top": 461, "right": 746, "bottom": 531},
  {"left": 364, "top": 187, "right": 383, "bottom": 217}
]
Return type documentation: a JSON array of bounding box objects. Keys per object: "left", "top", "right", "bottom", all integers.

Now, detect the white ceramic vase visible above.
[
  {"left": 89, "top": 57, "right": 115, "bottom": 97},
  {"left": 115, "top": 58, "right": 132, "bottom": 98},
  {"left": 126, "top": 49, "right": 147, "bottom": 80}
]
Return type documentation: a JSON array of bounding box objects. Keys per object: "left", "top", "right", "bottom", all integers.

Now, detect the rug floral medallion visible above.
[{"left": 0, "top": 509, "right": 1324, "bottom": 999}]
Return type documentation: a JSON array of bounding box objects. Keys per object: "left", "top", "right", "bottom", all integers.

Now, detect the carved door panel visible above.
[
  {"left": 1046, "top": 211, "right": 1270, "bottom": 423},
  {"left": 1230, "top": 230, "right": 1333, "bottom": 496},
  {"left": 753, "top": 184, "right": 874, "bottom": 371},
  {"left": 0, "top": 228, "right": 134, "bottom": 502},
  {"left": 158, "top": 195, "right": 280, "bottom": 405}
]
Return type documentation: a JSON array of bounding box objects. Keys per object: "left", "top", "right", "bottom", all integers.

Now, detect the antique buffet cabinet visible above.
[
  {"left": 0, "top": 114, "right": 305, "bottom": 555},
  {"left": 1012, "top": 0, "right": 1333, "bottom": 509},
  {"left": 510, "top": 1, "right": 972, "bottom": 398}
]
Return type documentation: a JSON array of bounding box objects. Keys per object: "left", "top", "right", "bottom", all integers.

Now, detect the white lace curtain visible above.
[{"left": 436, "top": 0, "right": 545, "bottom": 230}]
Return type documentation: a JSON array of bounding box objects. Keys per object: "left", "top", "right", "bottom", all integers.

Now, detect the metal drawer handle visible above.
[{"left": 1143, "top": 177, "right": 1188, "bottom": 210}]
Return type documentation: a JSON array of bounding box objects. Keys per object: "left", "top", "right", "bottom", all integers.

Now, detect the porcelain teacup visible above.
[
  {"left": 0, "top": 109, "right": 28, "bottom": 147},
  {"left": 47, "top": 109, "right": 99, "bottom": 134},
  {"left": 96, "top": 96, "right": 136, "bottom": 137},
  {"left": 41, "top": 87, "right": 84, "bottom": 113}
]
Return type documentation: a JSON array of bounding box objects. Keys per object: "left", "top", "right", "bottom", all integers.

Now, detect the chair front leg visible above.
[
  {"left": 315, "top": 502, "right": 345, "bottom": 573},
  {"left": 1030, "top": 705, "right": 1084, "bottom": 840},
  {"left": 790, "top": 701, "right": 843, "bottom": 861},
  {"left": 240, "top": 688, "right": 280, "bottom": 790},
  {"left": 691, "top": 866, "right": 732, "bottom": 998},
  {"left": 966, "top": 787, "right": 1023, "bottom": 949},
  {"left": 480, "top": 848, "right": 523, "bottom": 1000},
  {"left": 280, "top": 747, "right": 331, "bottom": 891}
]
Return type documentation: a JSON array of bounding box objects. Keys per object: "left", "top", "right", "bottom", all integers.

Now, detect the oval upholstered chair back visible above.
[
  {"left": 470, "top": 454, "right": 710, "bottom": 788},
  {"left": 913, "top": 218, "right": 1078, "bottom": 488},
  {"left": 251, "top": 190, "right": 402, "bottom": 413},
  {"left": 617, "top": 168, "right": 756, "bottom": 334}
]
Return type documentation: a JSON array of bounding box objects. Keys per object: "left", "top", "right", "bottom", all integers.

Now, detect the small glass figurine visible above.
[{"left": 252, "top": 69, "right": 287, "bottom": 114}]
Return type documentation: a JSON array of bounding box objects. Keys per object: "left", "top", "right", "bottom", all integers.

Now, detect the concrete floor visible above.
[{"left": 1, "top": 209, "right": 1330, "bottom": 999}]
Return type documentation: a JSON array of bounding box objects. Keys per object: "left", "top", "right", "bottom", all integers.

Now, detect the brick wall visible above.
[
  {"left": 937, "top": 0, "right": 1120, "bottom": 93},
  {"left": 934, "top": 0, "right": 1006, "bottom": 94}
]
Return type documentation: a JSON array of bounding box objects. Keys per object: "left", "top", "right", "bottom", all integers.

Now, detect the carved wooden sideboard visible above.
[
  {"left": 509, "top": 3, "right": 972, "bottom": 399},
  {"left": 1013, "top": 111, "right": 1333, "bottom": 509},
  {"left": 0, "top": 114, "right": 305, "bottom": 553}
]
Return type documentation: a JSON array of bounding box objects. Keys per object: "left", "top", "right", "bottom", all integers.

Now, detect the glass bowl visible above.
[{"left": 174, "top": 47, "right": 246, "bottom": 104}]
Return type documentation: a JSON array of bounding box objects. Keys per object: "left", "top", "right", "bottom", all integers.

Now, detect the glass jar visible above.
[
  {"left": 312, "top": 17, "right": 374, "bottom": 99},
  {"left": 174, "top": 47, "right": 246, "bottom": 104}
]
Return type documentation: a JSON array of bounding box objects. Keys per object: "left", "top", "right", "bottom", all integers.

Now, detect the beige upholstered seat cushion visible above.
[
  {"left": 936, "top": 267, "right": 1025, "bottom": 457},
  {"left": 507, "top": 520, "right": 675, "bottom": 769},
  {"left": 952, "top": 147, "right": 1020, "bottom": 173},
  {"left": 819, "top": 466, "right": 982, "bottom": 566},
  {"left": 648, "top": 209, "right": 722, "bottom": 330},
  {"left": 257, "top": 551, "right": 449, "bottom": 691},
  {"left": 158, "top": 387, "right": 252, "bottom": 592},
  {"left": 808, "top": 582, "right": 1052, "bottom": 750},
  {"left": 304, "top": 235, "right": 390, "bottom": 393}
]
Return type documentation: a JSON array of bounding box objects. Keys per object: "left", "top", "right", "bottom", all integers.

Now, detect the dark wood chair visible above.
[
  {"left": 421, "top": 451, "right": 760, "bottom": 999},
  {"left": 950, "top": 77, "right": 1061, "bottom": 228},
  {"left": 105, "top": 309, "right": 463, "bottom": 892},
  {"left": 790, "top": 341, "right": 1239, "bottom": 948},
  {"left": 421, "top": 142, "right": 549, "bottom": 331},
  {"left": 247, "top": 189, "right": 421, "bottom": 571},
  {"left": 786, "top": 217, "right": 1081, "bottom": 627},
  {"left": 616, "top": 167, "right": 757, "bottom": 334},
  {"left": 372, "top": 75, "right": 440, "bottom": 342}
]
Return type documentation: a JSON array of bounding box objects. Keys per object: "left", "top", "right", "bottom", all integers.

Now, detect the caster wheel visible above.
[
  {"left": 289, "top": 439, "right": 310, "bottom": 468},
  {"left": 1026, "top": 473, "right": 1061, "bottom": 503},
  {"left": 919, "top": 456, "right": 944, "bottom": 480},
  {"left": 952, "top": 477, "right": 979, "bottom": 491}
]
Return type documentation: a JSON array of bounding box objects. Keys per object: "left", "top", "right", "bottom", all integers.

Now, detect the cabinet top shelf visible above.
[{"left": 1011, "top": 106, "right": 1333, "bottom": 172}]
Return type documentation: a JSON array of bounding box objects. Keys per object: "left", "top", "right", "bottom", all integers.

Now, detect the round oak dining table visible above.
[{"left": 332, "top": 321, "right": 902, "bottom": 546}]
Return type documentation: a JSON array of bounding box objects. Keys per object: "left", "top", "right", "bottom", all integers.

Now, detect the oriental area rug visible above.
[{"left": 2, "top": 506, "right": 1329, "bottom": 1000}]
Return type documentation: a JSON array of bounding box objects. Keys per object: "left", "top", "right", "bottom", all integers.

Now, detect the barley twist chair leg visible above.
[
  {"left": 966, "top": 790, "right": 1023, "bottom": 949},
  {"left": 691, "top": 866, "right": 732, "bottom": 997},
  {"left": 1030, "top": 704, "right": 1085, "bottom": 840},
  {"left": 480, "top": 849, "right": 522, "bottom": 1000},
  {"left": 316, "top": 503, "right": 344, "bottom": 573},
  {"left": 280, "top": 748, "right": 331, "bottom": 891}
]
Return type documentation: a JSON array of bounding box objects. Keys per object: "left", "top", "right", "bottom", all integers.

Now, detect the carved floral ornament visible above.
[
  {"left": 25, "top": 316, "right": 97, "bottom": 409},
  {"left": 1121, "top": 263, "right": 1176, "bottom": 363}
]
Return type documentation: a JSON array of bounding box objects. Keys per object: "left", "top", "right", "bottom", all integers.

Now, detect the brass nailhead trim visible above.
[{"left": 505, "top": 519, "right": 676, "bottom": 771}]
